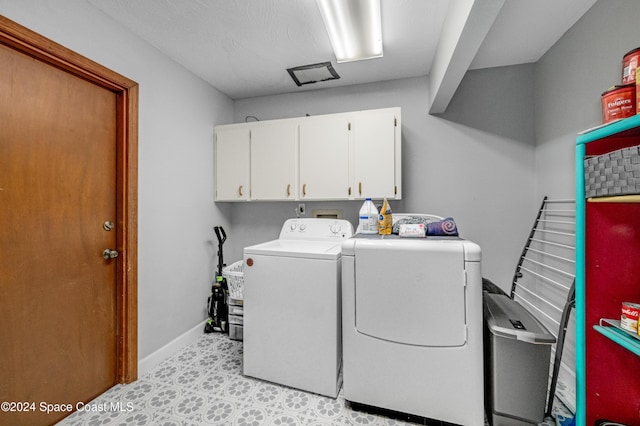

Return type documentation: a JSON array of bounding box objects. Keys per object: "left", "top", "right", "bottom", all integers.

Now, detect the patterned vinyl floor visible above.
[
  {"left": 57, "top": 332, "right": 569, "bottom": 426},
  {"left": 57, "top": 332, "right": 433, "bottom": 426}
]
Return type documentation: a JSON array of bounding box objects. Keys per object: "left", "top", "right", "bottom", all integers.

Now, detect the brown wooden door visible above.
[{"left": 0, "top": 38, "right": 119, "bottom": 425}]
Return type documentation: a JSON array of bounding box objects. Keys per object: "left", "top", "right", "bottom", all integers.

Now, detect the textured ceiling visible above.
[{"left": 87, "top": 0, "right": 598, "bottom": 101}]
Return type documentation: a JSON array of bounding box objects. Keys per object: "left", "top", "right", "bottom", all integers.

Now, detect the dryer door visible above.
[{"left": 354, "top": 240, "right": 467, "bottom": 346}]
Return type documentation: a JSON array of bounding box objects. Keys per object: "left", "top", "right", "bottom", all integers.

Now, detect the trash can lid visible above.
[{"left": 483, "top": 293, "right": 556, "bottom": 344}]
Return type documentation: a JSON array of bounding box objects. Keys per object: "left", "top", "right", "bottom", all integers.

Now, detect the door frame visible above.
[{"left": 0, "top": 16, "right": 139, "bottom": 383}]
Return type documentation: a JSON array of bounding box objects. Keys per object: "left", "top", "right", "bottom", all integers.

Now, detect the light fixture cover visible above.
[
  {"left": 317, "top": 0, "right": 383, "bottom": 63},
  {"left": 287, "top": 62, "right": 340, "bottom": 86}
]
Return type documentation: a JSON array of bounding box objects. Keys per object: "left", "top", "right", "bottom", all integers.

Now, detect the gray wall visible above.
[
  {"left": 534, "top": 0, "right": 640, "bottom": 200},
  {"left": 228, "top": 70, "right": 537, "bottom": 289},
  {"left": 530, "top": 0, "right": 640, "bottom": 402},
  {"left": 0, "top": 0, "right": 234, "bottom": 359}
]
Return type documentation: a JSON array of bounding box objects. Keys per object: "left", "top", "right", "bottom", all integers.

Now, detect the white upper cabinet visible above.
[
  {"left": 251, "top": 122, "right": 297, "bottom": 200},
  {"left": 299, "top": 116, "right": 350, "bottom": 200},
  {"left": 352, "top": 109, "right": 400, "bottom": 200},
  {"left": 215, "top": 126, "right": 250, "bottom": 201},
  {"left": 214, "top": 108, "right": 401, "bottom": 202}
]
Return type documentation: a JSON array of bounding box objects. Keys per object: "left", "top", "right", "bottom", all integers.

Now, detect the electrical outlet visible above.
[{"left": 298, "top": 203, "right": 306, "bottom": 215}]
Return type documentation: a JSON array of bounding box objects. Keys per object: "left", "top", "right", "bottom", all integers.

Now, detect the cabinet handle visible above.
[
  {"left": 238, "top": 185, "right": 243, "bottom": 196},
  {"left": 358, "top": 182, "right": 362, "bottom": 196},
  {"left": 287, "top": 184, "right": 291, "bottom": 196},
  {"left": 303, "top": 184, "right": 307, "bottom": 196}
]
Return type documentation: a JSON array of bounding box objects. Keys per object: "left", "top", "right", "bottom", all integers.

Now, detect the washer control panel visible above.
[{"left": 279, "top": 218, "right": 353, "bottom": 241}]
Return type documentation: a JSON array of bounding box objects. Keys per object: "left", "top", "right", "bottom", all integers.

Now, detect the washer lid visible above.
[
  {"left": 244, "top": 239, "right": 344, "bottom": 260},
  {"left": 342, "top": 235, "right": 481, "bottom": 261}
]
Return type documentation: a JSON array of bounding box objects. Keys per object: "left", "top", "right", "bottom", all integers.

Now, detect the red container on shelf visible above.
[
  {"left": 621, "top": 302, "right": 640, "bottom": 333},
  {"left": 601, "top": 84, "right": 636, "bottom": 123},
  {"left": 622, "top": 47, "right": 640, "bottom": 84}
]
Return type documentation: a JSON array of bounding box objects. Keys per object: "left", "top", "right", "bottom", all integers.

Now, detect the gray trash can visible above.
[{"left": 483, "top": 293, "right": 556, "bottom": 426}]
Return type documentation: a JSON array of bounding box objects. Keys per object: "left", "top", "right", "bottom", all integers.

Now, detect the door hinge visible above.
[
  {"left": 463, "top": 270, "right": 468, "bottom": 287},
  {"left": 348, "top": 122, "right": 351, "bottom": 131},
  {"left": 348, "top": 187, "right": 351, "bottom": 196},
  {"left": 394, "top": 185, "right": 397, "bottom": 195},
  {"left": 394, "top": 117, "right": 397, "bottom": 127}
]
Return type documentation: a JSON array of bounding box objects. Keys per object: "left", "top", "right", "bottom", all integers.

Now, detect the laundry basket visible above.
[
  {"left": 223, "top": 260, "right": 244, "bottom": 341},
  {"left": 223, "top": 260, "right": 244, "bottom": 300}
]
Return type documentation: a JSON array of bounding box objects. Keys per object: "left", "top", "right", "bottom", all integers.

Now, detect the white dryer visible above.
[
  {"left": 341, "top": 231, "right": 485, "bottom": 425},
  {"left": 243, "top": 218, "right": 353, "bottom": 398}
]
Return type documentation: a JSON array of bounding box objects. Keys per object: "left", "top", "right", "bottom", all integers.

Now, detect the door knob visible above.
[{"left": 103, "top": 249, "right": 119, "bottom": 260}]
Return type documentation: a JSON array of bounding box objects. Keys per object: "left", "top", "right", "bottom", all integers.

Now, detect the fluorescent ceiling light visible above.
[{"left": 317, "top": 0, "right": 383, "bottom": 63}]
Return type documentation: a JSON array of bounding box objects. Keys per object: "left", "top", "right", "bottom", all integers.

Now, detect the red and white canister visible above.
[
  {"left": 601, "top": 84, "right": 636, "bottom": 123},
  {"left": 621, "top": 302, "right": 640, "bottom": 333}
]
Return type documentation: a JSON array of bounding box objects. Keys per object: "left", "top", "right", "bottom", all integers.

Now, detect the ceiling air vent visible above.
[{"left": 287, "top": 62, "right": 340, "bottom": 86}]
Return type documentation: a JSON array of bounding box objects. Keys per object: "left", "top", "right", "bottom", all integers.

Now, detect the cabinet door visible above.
[
  {"left": 215, "top": 127, "right": 250, "bottom": 201},
  {"left": 352, "top": 110, "right": 399, "bottom": 199},
  {"left": 251, "top": 123, "right": 297, "bottom": 200},
  {"left": 299, "top": 117, "right": 350, "bottom": 200}
]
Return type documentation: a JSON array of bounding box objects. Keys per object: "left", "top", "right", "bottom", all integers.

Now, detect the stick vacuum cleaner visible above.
[{"left": 205, "top": 226, "right": 228, "bottom": 333}]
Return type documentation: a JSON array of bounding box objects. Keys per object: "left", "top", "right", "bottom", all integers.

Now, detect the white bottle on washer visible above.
[{"left": 358, "top": 198, "right": 379, "bottom": 234}]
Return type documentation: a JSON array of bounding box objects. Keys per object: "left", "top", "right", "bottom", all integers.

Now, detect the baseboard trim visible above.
[{"left": 138, "top": 320, "right": 206, "bottom": 378}]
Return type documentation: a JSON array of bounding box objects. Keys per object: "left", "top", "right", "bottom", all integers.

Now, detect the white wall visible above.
[
  {"left": 228, "top": 70, "right": 537, "bottom": 290},
  {"left": 0, "top": 0, "right": 233, "bottom": 361}
]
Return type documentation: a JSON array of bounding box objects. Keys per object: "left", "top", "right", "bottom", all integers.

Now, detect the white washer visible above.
[
  {"left": 243, "top": 218, "right": 353, "bottom": 398},
  {"left": 341, "top": 229, "right": 484, "bottom": 425}
]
